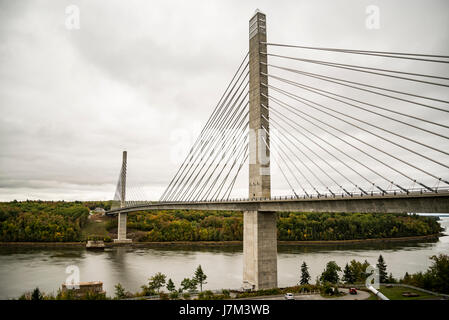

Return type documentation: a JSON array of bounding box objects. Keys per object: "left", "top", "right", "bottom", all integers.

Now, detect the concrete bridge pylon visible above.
[
  {"left": 243, "top": 10, "right": 278, "bottom": 290},
  {"left": 114, "top": 151, "right": 132, "bottom": 244}
]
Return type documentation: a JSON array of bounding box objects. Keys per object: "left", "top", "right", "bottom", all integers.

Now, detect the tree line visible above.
[{"left": 126, "top": 209, "right": 441, "bottom": 242}]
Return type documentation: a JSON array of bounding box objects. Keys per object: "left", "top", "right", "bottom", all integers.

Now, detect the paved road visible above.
[{"left": 244, "top": 288, "right": 371, "bottom": 300}]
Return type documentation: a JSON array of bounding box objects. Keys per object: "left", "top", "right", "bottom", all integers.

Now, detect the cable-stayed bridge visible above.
[{"left": 106, "top": 10, "right": 449, "bottom": 290}]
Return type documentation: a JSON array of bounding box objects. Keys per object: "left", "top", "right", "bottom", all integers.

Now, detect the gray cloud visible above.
[{"left": 0, "top": 0, "right": 448, "bottom": 201}]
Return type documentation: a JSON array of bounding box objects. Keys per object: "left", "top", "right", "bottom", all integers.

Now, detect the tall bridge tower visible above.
[
  {"left": 243, "top": 10, "right": 278, "bottom": 290},
  {"left": 114, "top": 151, "right": 132, "bottom": 244}
]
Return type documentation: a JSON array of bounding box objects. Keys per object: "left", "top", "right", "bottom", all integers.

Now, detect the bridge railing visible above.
[
  {"left": 108, "top": 186, "right": 449, "bottom": 212},
  {"left": 158, "top": 186, "right": 449, "bottom": 203}
]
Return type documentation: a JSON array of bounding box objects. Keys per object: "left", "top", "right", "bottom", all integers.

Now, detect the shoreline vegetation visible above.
[
  {"left": 0, "top": 233, "right": 442, "bottom": 248},
  {"left": 0, "top": 200, "right": 444, "bottom": 245}
]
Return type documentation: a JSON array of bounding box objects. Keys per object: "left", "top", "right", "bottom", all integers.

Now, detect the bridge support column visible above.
[
  {"left": 243, "top": 210, "right": 277, "bottom": 290},
  {"left": 115, "top": 212, "right": 131, "bottom": 243},
  {"left": 114, "top": 151, "right": 132, "bottom": 244}
]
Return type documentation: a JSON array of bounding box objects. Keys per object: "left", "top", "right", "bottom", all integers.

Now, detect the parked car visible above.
[
  {"left": 349, "top": 288, "right": 357, "bottom": 295},
  {"left": 284, "top": 292, "right": 294, "bottom": 300}
]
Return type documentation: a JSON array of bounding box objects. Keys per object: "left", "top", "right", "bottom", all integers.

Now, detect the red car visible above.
[{"left": 349, "top": 288, "right": 357, "bottom": 295}]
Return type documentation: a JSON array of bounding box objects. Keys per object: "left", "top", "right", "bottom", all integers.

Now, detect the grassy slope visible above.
[
  {"left": 80, "top": 215, "right": 111, "bottom": 241},
  {"left": 368, "top": 285, "right": 435, "bottom": 300}
]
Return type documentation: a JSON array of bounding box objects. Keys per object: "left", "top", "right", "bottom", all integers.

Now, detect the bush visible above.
[
  {"left": 182, "top": 293, "right": 191, "bottom": 300},
  {"left": 321, "top": 283, "right": 335, "bottom": 296},
  {"left": 169, "top": 291, "right": 179, "bottom": 299},
  {"left": 159, "top": 292, "right": 169, "bottom": 300},
  {"left": 114, "top": 283, "right": 127, "bottom": 300},
  {"left": 221, "top": 289, "right": 230, "bottom": 298}
]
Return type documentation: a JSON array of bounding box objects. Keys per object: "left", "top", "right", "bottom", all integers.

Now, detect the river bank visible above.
[{"left": 0, "top": 233, "right": 442, "bottom": 248}]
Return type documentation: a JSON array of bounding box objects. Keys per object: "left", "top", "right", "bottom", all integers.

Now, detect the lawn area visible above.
[{"left": 368, "top": 285, "right": 436, "bottom": 300}]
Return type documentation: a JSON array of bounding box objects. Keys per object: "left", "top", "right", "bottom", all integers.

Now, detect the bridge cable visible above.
[
  {"left": 260, "top": 135, "right": 299, "bottom": 197},
  {"left": 160, "top": 53, "right": 249, "bottom": 201},
  {"left": 160, "top": 59, "right": 247, "bottom": 201},
  {"left": 266, "top": 93, "right": 443, "bottom": 190},
  {"left": 165, "top": 70, "right": 249, "bottom": 201},
  {"left": 182, "top": 101, "right": 249, "bottom": 202},
  {"left": 173, "top": 89, "right": 249, "bottom": 202},
  {"left": 187, "top": 113, "right": 249, "bottom": 202},
  {"left": 209, "top": 137, "right": 249, "bottom": 201},
  {"left": 262, "top": 53, "right": 449, "bottom": 87},
  {"left": 262, "top": 42, "right": 449, "bottom": 62},
  {"left": 163, "top": 66, "right": 249, "bottom": 201},
  {"left": 270, "top": 94, "right": 445, "bottom": 191},
  {"left": 264, "top": 63, "right": 449, "bottom": 111},
  {"left": 262, "top": 122, "right": 343, "bottom": 196},
  {"left": 222, "top": 146, "right": 249, "bottom": 200},
  {"left": 199, "top": 125, "right": 249, "bottom": 201},
  {"left": 261, "top": 124, "right": 325, "bottom": 196},
  {"left": 262, "top": 104, "right": 389, "bottom": 194},
  {"left": 265, "top": 84, "right": 449, "bottom": 169},
  {"left": 266, "top": 94, "right": 433, "bottom": 192},
  {"left": 208, "top": 135, "right": 249, "bottom": 201},
  {"left": 176, "top": 92, "right": 249, "bottom": 202},
  {"left": 263, "top": 116, "right": 361, "bottom": 195},
  {"left": 264, "top": 73, "right": 449, "bottom": 132}
]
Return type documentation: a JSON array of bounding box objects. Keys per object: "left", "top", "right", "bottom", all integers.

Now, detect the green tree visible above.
[
  {"left": 349, "top": 259, "right": 371, "bottom": 283},
  {"left": 342, "top": 263, "right": 356, "bottom": 284},
  {"left": 181, "top": 278, "right": 197, "bottom": 293},
  {"left": 31, "top": 287, "right": 43, "bottom": 300},
  {"left": 320, "top": 261, "right": 341, "bottom": 284},
  {"left": 166, "top": 278, "right": 175, "bottom": 292},
  {"left": 376, "top": 255, "right": 388, "bottom": 283},
  {"left": 427, "top": 254, "right": 449, "bottom": 293},
  {"left": 193, "top": 265, "right": 207, "bottom": 292},
  {"left": 387, "top": 273, "right": 397, "bottom": 284},
  {"left": 148, "top": 272, "right": 166, "bottom": 293},
  {"left": 114, "top": 283, "right": 127, "bottom": 299},
  {"left": 300, "top": 261, "right": 311, "bottom": 285}
]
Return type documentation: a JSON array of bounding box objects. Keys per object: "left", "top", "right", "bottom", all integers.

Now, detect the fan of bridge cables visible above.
[
  {"left": 259, "top": 42, "right": 449, "bottom": 198},
  {"left": 111, "top": 155, "right": 154, "bottom": 209},
  {"left": 159, "top": 53, "right": 250, "bottom": 202}
]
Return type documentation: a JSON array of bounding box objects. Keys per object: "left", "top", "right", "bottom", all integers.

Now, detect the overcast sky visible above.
[{"left": 1, "top": 0, "right": 448, "bottom": 201}]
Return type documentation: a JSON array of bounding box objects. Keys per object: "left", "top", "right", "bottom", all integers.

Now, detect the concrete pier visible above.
[
  {"left": 243, "top": 210, "right": 277, "bottom": 290},
  {"left": 114, "top": 212, "right": 131, "bottom": 243}
]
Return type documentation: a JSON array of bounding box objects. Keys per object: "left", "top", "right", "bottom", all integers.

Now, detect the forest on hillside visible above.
[
  {"left": 125, "top": 209, "right": 442, "bottom": 242},
  {"left": 0, "top": 201, "right": 442, "bottom": 242}
]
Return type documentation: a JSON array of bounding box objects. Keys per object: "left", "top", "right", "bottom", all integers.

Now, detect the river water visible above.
[{"left": 0, "top": 217, "right": 447, "bottom": 299}]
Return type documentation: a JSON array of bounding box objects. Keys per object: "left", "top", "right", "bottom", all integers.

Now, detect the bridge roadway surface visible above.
[{"left": 107, "top": 191, "right": 449, "bottom": 215}]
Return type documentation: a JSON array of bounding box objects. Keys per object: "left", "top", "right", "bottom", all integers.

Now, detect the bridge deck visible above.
[{"left": 107, "top": 191, "right": 449, "bottom": 215}]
